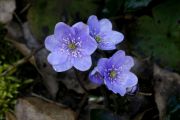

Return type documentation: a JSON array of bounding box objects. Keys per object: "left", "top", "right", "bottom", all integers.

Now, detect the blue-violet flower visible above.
[
  {"left": 45, "top": 22, "right": 97, "bottom": 72},
  {"left": 89, "top": 50, "right": 138, "bottom": 96},
  {"left": 87, "top": 15, "right": 124, "bottom": 50}
]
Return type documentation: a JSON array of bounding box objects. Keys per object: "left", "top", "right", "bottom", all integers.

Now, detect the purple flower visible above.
[
  {"left": 126, "top": 85, "right": 138, "bottom": 95},
  {"left": 89, "top": 67, "right": 104, "bottom": 85},
  {"left": 45, "top": 22, "right": 97, "bottom": 72},
  {"left": 89, "top": 50, "right": 138, "bottom": 96},
  {"left": 87, "top": 15, "right": 124, "bottom": 50}
]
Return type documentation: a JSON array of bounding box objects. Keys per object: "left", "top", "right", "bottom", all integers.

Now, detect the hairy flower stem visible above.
[{"left": 74, "top": 69, "right": 89, "bottom": 94}]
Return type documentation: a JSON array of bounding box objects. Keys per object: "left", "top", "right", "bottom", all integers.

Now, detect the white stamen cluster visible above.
[
  {"left": 61, "top": 34, "right": 83, "bottom": 58},
  {"left": 106, "top": 65, "right": 123, "bottom": 84}
]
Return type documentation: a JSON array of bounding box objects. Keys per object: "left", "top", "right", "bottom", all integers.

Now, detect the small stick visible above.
[
  {"left": 0, "top": 46, "right": 43, "bottom": 76},
  {"left": 138, "top": 92, "right": 152, "bottom": 96},
  {"left": 31, "top": 93, "right": 67, "bottom": 108},
  {"left": 13, "top": 12, "right": 23, "bottom": 25},
  {"left": 20, "top": 3, "right": 31, "bottom": 14}
]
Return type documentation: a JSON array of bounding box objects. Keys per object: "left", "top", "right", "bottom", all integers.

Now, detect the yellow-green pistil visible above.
[
  {"left": 95, "top": 36, "right": 101, "bottom": 43},
  {"left": 110, "top": 70, "right": 117, "bottom": 78},
  {"left": 68, "top": 43, "right": 76, "bottom": 50}
]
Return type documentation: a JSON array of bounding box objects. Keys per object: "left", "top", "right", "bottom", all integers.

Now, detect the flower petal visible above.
[
  {"left": 80, "top": 33, "right": 97, "bottom": 55},
  {"left": 87, "top": 15, "right": 100, "bottom": 36},
  {"left": 99, "top": 18, "right": 112, "bottom": 32},
  {"left": 97, "top": 58, "right": 108, "bottom": 75},
  {"left": 72, "top": 22, "right": 89, "bottom": 35},
  {"left": 73, "top": 56, "right": 92, "bottom": 71},
  {"left": 54, "top": 22, "right": 74, "bottom": 41},
  {"left": 47, "top": 51, "right": 67, "bottom": 65},
  {"left": 126, "top": 85, "right": 138, "bottom": 95},
  {"left": 45, "top": 35, "right": 59, "bottom": 52},
  {"left": 109, "top": 50, "right": 125, "bottom": 64},
  {"left": 111, "top": 50, "right": 125, "bottom": 58},
  {"left": 98, "top": 42, "right": 116, "bottom": 50},
  {"left": 89, "top": 67, "right": 104, "bottom": 85},
  {"left": 104, "top": 78, "right": 127, "bottom": 96},
  {"left": 113, "top": 86, "right": 127, "bottom": 96},
  {"left": 125, "top": 72, "right": 138, "bottom": 88},
  {"left": 102, "top": 31, "right": 124, "bottom": 45},
  {"left": 52, "top": 59, "right": 72, "bottom": 72},
  {"left": 109, "top": 50, "right": 134, "bottom": 70}
]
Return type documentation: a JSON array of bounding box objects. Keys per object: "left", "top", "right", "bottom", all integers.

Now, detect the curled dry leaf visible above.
[
  {"left": 15, "top": 97, "right": 76, "bottom": 120},
  {"left": 6, "top": 111, "right": 17, "bottom": 120},
  {"left": 153, "top": 64, "right": 180, "bottom": 120},
  {"left": 0, "top": 0, "right": 16, "bottom": 24}
]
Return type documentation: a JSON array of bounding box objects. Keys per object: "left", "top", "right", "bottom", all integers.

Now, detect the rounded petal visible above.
[
  {"left": 101, "top": 31, "right": 124, "bottom": 45},
  {"left": 52, "top": 60, "right": 72, "bottom": 72},
  {"left": 89, "top": 67, "right": 104, "bottom": 85},
  {"left": 99, "top": 18, "right": 112, "bottom": 32},
  {"left": 124, "top": 72, "right": 138, "bottom": 88},
  {"left": 87, "top": 15, "right": 100, "bottom": 36},
  {"left": 126, "top": 85, "right": 138, "bottom": 95},
  {"left": 104, "top": 78, "right": 126, "bottom": 96},
  {"left": 114, "top": 86, "right": 127, "bottom": 96},
  {"left": 98, "top": 42, "right": 116, "bottom": 50},
  {"left": 72, "top": 22, "right": 89, "bottom": 35},
  {"left": 111, "top": 50, "right": 125, "bottom": 58},
  {"left": 54, "top": 22, "right": 74, "bottom": 40},
  {"left": 114, "top": 72, "right": 137, "bottom": 88},
  {"left": 80, "top": 34, "right": 97, "bottom": 55},
  {"left": 104, "top": 71, "right": 137, "bottom": 96},
  {"left": 109, "top": 50, "right": 125, "bottom": 65},
  {"left": 47, "top": 51, "right": 67, "bottom": 65},
  {"left": 109, "top": 50, "right": 134, "bottom": 70},
  {"left": 73, "top": 56, "right": 92, "bottom": 71},
  {"left": 45, "top": 35, "right": 59, "bottom": 52},
  {"left": 97, "top": 58, "right": 108, "bottom": 75}
]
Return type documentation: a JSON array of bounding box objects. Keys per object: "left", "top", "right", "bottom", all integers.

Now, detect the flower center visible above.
[
  {"left": 110, "top": 70, "right": 117, "bottom": 78},
  {"left": 68, "top": 43, "right": 76, "bottom": 50},
  {"left": 95, "top": 36, "right": 101, "bottom": 43}
]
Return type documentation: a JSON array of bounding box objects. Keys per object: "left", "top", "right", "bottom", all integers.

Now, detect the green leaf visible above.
[
  {"left": 131, "top": 0, "right": 180, "bottom": 71},
  {"left": 28, "top": 0, "right": 98, "bottom": 41},
  {"left": 124, "top": 0, "right": 152, "bottom": 11},
  {"left": 103, "top": 0, "right": 124, "bottom": 17},
  {"left": 67, "top": 0, "right": 98, "bottom": 20},
  {"left": 28, "top": 0, "right": 63, "bottom": 41}
]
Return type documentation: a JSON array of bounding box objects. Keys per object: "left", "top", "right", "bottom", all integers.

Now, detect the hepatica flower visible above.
[
  {"left": 89, "top": 67, "right": 104, "bottom": 85},
  {"left": 89, "top": 50, "right": 138, "bottom": 96},
  {"left": 87, "top": 15, "right": 124, "bottom": 50},
  {"left": 45, "top": 22, "right": 97, "bottom": 72}
]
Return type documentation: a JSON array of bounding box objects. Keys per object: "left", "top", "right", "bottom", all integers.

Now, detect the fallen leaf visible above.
[
  {"left": 0, "top": 0, "right": 16, "bottom": 24},
  {"left": 15, "top": 97, "right": 76, "bottom": 120},
  {"left": 5, "top": 111, "right": 17, "bottom": 120},
  {"left": 153, "top": 64, "right": 180, "bottom": 120}
]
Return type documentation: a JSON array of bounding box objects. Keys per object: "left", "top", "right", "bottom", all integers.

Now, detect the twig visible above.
[
  {"left": 74, "top": 69, "right": 89, "bottom": 94},
  {"left": 0, "top": 46, "right": 43, "bottom": 76},
  {"left": 20, "top": 3, "right": 31, "bottom": 14},
  {"left": 13, "top": 12, "right": 23, "bottom": 25},
  {"left": 31, "top": 93, "right": 67, "bottom": 108},
  {"left": 137, "top": 92, "right": 152, "bottom": 96}
]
